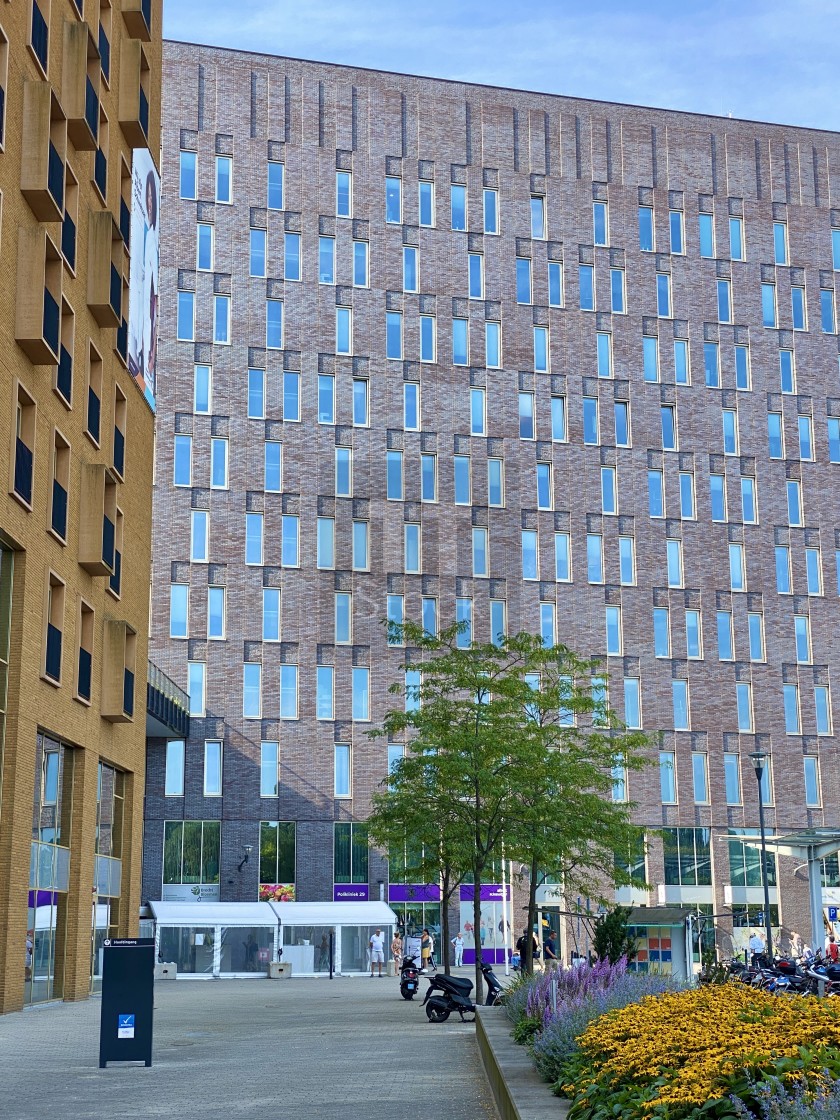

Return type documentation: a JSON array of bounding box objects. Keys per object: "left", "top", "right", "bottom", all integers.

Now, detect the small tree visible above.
[{"left": 592, "top": 905, "right": 638, "bottom": 964}]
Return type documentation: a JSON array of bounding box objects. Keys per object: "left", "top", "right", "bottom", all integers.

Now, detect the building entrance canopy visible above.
[{"left": 727, "top": 829, "right": 840, "bottom": 953}]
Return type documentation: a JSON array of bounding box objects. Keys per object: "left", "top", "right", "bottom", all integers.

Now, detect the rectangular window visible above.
[
  {"left": 804, "top": 756, "right": 820, "bottom": 807},
  {"left": 194, "top": 365, "right": 211, "bottom": 413},
  {"left": 336, "top": 307, "right": 352, "bottom": 355},
  {"left": 169, "top": 584, "right": 188, "bottom": 639},
  {"left": 614, "top": 401, "right": 630, "bottom": 446},
  {"left": 792, "top": 286, "right": 806, "bottom": 330},
  {"left": 405, "top": 669, "right": 421, "bottom": 712},
  {"left": 583, "top": 396, "right": 599, "bottom": 445},
  {"left": 213, "top": 295, "right": 231, "bottom": 345},
  {"left": 669, "top": 209, "right": 684, "bottom": 254},
  {"left": 539, "top": 602, "right": 556, "bottom": 648},
  {"left": 685, "top": 609, "right": 702, "bottom": 659},
  {"left": 352, "top": 379, "right": 369, "bottom": 426},
  {"left": 191, "top": 511, "right": 209, "bottom": 563},
  {"left": 210, "top": 438, "right": 228, "bottom": 488},
  {"left": 421, "top": 596, "right": 437, "bottom": 637},
  {"left": 816, "top": 686, "right": 832, "bottom": 735},
  {"left": 784, "top": 683, "right": 800, "bottom": 734},
  {"left": 334, "top": 745, "right": 351, "bottom": 798},
  {"left": 317, "top": 374, "right": 335, "bottom": 425},
  {"left": 729, "top": 542, "right": 746, "bottom": 591},
  {"left": 284, "top": 232, "right": 301, "bottom": 281},
  {"left": 548, "top": 261, "right": 563, "bottom": 306},
  {"left": 610, "top": 269, "right": 625, "bottom": 313},
  {"left": 173, "top": 434, "right": 192, "bottom": 487},
  {"left": 404, "top": 524, "right": 420, "bottom": 572},
  {"left": 717, "top": 610, "right": 734, "bottom": 660},
  {"left": 243, "top": 663, "right": 262, "bottom": 719},
  {"left": 336, "top": 170, "right": 352, "bottom": 218},
  {"left": 586, "top": 533, "right": 603, "bottom": 583},
  {"left": 420, "top": 454, "right": 436, "bottom": 502},
  {"left": 521, "top": 530, "right": 538, "bottom": 580},
  {"left": 661, "top": 404, "right": 677, "bottom": 449},
  {"left": 619, "top": 536, "right": 635, "bottom": 585},
  {"left": 744, "top": 612, "right": 761, "bottom": 659},
  {"left": 672, "top": 680, "right": 689, "bottom": 730},
  {"left": 653, "top": 607, "right": 670, "bottom": 657},
  {"left": 679, "top": 472, "right": 695, "bottom": 519},
  {"left": 779, "top": 349, "right": 795, "bottom": 394},
  {"left": 177, "top": 290, "right": 194, "bottom": 341},
  {"left": 659, "top": 751, "right": 676, "bottom": 803},
  {"left": 281, "top": 515, "right": 299, "bottom": 567},
  {"left": 179, "top": 151, "right": 196, "bottom": 198},
  {"left": 318, "top": 236, "right": 335, "bottom": 284},
  {"left": 699, "top": 212, "right": 715, "bottom": 258},
  {"left": 485, "top": 321, "right": 501, "bottom": 368},
  {"left": 623, "top": 678, "right": 641, "bottom": 728},
  {"left": 352, "top": 521, "right": 368, "bottom": 570},
  {"left": 208, "top": 586, "right": 225, "bottom": 640},
  {"left": 353, "top": 240, "right": 369, "bottom": 287},
  {"left": 687, "top": 756, "right": 710, "bottom": 810},
  {"left": 248, "top": 367, "right": 265, "bottom": 419},
  {"left": 579, "top": 264, "right": 594, "bottom": 311},
  {"left": 639, "top": 206, "right": 654, "bottom": 252},
  {"left": 386, "top": 595, "right": 404, "bottom": 645},
  {"left": 761, "top": 283, "right": 777, "bottom": 327},
  {"left": 204, "top": 740, "right": 223, "bottom": 796},
  {"left": 555, "top": 532, "right": 571, "bottom": 581},
  {"left": 533, "top": 326, "right": 548, "bottom": 372},
  {"left": 776, "top": 545, "right": 791, "bottom": 593},
  {"left": 519, "top": 391, "right": 535, "bottom": 439},
  {"left": 188, "top": 661, "right": 205, "bottom": 717},
  {"left": 165, "top": 740, "right": 185, "bottom": 797},
  {"left": 249, "top": 227, "right": 266, "bottom": 277},
  {"left": 717, "top": 279, "right": 732, "bottom": 323},
  {"left": 722, "top": 409, "right": 738, "bottom": 454},
  {"left": 316, "top": 517, "right": 335, "bottom": 569},
  {"left": 531, "top": 196, "right": 546, "bottom": 239},
  {"left": 729, "top": 216, "right": 744, "bottom": 260},
  {"left": 605, "top": 605, "right": 622, "bottom": 655},
  {"left": 516, "top": 257, "right": 532, "bottom": 304},
  {"left": 736, "top": 682, "right": 753, "bottom": 732},
  {"left": 197, "top": 223, "right": 214, "bottom": 270},
  {"left": 794, "top": 614, "right": 811, "bottom": 664},
  {"left": 260, "top": 742, "right": 279, "bottom": 797},
  {"left": 593, "top": 200, "right": 608, "bottom": 246},
  {"left": 352, "top": 667, "right": 369, "bottom": 721},
  {"left": 403, "top": 245, "right": 418, "bottom": 292},
  {"left": 215, "top": 156, "right": 232, "bottom": 203},
  {"left": 833, "top": 228, "right": 840, "bottom": 270},
  {"left": 643, "top": 336, "right": 659, "bottom": 382},
  {"left": 264, "top": 441, "right": 282, "bottom": 492},
  {"left": 266, "top": 300, "right": 283, "bottom": 348},
  {"left": 648, "top": 469, "right": 664, "bottom": 518},
  {"left": 385, "top": 176, "right": 401, "bottom": 223},
  {"left": 601, "top": 466, "right": 617, "bottom": 514},
  {"left": 403, "top": 382, "right": 420, "bottom": 431},
  {"left": 451, "top": 184, "right": 466, "bottom": 231},
  {"left": 799, "top": 416, "right": 813, "bottom": 461},
  {"left": 267, "top": 161, "right": 284, "bottom": 209},
  {"left": 420, "top": 315, "right": 436, "bottom": 362},
  {"left": 279, "top": 665, "right": 298, "bottom": 720},
  {"left": 483, "top": 188, "right": 498, "bottom": 234},
  {"left": 487, "top": 458, "right": 504, "bottom": 506},
  {"left": 773, "top": 221, "right": 788, "bottom": 265},
  {"left": 472, "top": 527, "right": 489, "bottom": 577},
  {"left": 454, "top": 455, "right": 471, "bottom": 504},
  {"left": 656, "top": 273, "right": 671, "bottom": 317},
  {"left": 806, "top": 548, "right": 823, "bottom": 596},
  {"left": 674, "top": 338, "right": 690, "bottom": 384},
  {"left": 456, "top": 598, "right": 472, "bottom": 647},
  {"left": 335, "top": 592, "right": 352, "bottom": 644},
  {"left": 551, "top": 396, "right": 566, "bottom": 441},
  {"left": 821, "top": 288, "right": 836, "bottom": 333},
  {"left": 735, "top": 345, "right": 750, "bottom": 390},
  {"left": 263, "top": 588, "right": 280, "bottom": 642},
  {"left": 536, "top": 462, "right": 552, "bottom": 509},
  {"left": 787, "top": 479, "right": 803, "bottom": 526},
  {"left": 666, "top": 538, "right": 683, "bottom": 587},
  {"left": 335, "top": 447, "right": 352, "bottom": 497},
  {"left": 768, "top": 412, "right": 783, "bottom": 458},
  {"left": 704, "top": 341, "right": 720, "bottom": 387},
  {"left": 452, "top": 318, "right": 468, "bottom": 365},
  {"left": 724, "top": 754, "right": 742, "bottom": 805},
  {"left": 597, "top": 332, "right": 612, "bottom": 377},
  {"left": 316, "top": 666, "right": 334, "bottom": 720},
  {"left": 468, "top": 252, "right": 483, "bottom": 299},
  {"left": 245, "top": 512, "right": 263, "bottom": 565}
]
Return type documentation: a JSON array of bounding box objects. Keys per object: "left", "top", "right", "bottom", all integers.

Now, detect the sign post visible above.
[{"left": 98, "top": 938, "right": 155, "bottom": 1068}]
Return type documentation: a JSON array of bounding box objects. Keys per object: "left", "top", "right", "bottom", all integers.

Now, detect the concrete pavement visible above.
[{"left": 0, "top": 976, "right": 499, "bottom": 1120}]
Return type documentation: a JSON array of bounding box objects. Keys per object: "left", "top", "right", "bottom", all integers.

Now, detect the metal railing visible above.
[{"left": 147, "top": 661, "right": 190, "bottom": 738}]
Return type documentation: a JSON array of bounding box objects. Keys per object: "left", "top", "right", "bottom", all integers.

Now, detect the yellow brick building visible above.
[{"left": 0, "top": 0, "right": 161, "bottom": 1012}]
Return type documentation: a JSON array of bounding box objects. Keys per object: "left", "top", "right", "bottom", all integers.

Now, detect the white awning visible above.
[
  {"left": 268, "top": 901, "right": 397, "bottom": 926},
  {"left": 149, "top": 901, "right": 280, "bottom": 927}
]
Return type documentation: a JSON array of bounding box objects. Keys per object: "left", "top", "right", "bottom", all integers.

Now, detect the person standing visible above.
[
  {"left": 25, "top": 933, "right": 33, "bottom": 982},
  {"left": 391, "top": 931, "right": 403, "bottom": 973},
  {"left": 369, "top": 928, "right": 385, "bottom": 977},
  {"left": 543, "top": 932, "right": 558, "bottom": 968},
  {"left": 748, "top": 929, "right": 766, "bottom": 966},
  {"left": 451, "top": 932, "right": 465, "bottom": 967},
  {"left": 420, "top": 928, "right": 433, "bottom": 972},
  {"left": 827, "top": 932, "right": 840, "bottom": 963}
]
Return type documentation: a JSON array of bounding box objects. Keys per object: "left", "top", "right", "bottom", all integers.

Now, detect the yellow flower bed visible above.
[{"left": 567, "top": 984, "right": 840, "bottom": 1114}]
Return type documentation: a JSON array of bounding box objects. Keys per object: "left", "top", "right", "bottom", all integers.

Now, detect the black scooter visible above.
[
  {"left": 399, "top": 955, "right": 421, "bottom": 1000},
  {"left": 422, "top": 961, "right": 504, "bottom": 1022}
]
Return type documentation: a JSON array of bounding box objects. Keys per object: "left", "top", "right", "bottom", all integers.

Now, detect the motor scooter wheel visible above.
[
  {"left": 400, "top": 988, "right": 415, "bottom": 1000},
  {"left": 426, "top": 1003, "right": 450, "bottom": 1023}
]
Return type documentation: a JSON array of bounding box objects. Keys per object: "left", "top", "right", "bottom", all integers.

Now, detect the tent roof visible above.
[
  {"left": 268, "top": 901, "right": 398, "bottom": 926},
  {"left": 725, "top": 828, "right": 840, "bottom": 860},
  {"left": 149, "top": 901, "right": 279, "bottom": 926}
]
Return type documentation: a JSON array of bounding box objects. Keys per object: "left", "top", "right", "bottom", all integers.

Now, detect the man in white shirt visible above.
[
  {"left": 369, "top": 929, "right": 385, "bottom": 977},
  {"left": 748, "top": 930, "right": 766, "bottom": 965},
  {"left": 451, "top": 932, "right": 465, "bottom": 967}
]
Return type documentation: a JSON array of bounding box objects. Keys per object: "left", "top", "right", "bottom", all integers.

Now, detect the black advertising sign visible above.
[{"left": 98, "top": 938, "right": 155, "bottom": 1068}]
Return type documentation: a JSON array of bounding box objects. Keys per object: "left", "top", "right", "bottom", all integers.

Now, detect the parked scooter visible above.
[
  {"left": 422, "top": 961, "right": 504, "bottom": 1022},
  {"left": 399, "top": 955, "right": 421, "bottom": 1000}
]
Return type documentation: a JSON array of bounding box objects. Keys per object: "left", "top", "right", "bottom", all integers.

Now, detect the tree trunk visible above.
[
  {"left": 473, "top": 866, "right": 484, "bottom": 1003},
  {"left": 525, "top": 854, "right": 540, "bottom": 974},
  {"left": 441, "top": 867, "right": 452, "bottom": 976}
]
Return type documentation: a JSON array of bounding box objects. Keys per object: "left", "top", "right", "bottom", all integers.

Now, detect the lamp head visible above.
[{"left": 748, "top": 750, "right": 766, "bottom": 777}]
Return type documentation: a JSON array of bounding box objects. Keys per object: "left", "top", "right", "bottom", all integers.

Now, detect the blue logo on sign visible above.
[
  {"left": 829, "top": 907, "right": 838, "bottom": 923},
  {"left": 119, "top": 1014, "right": 135, "bottom": 1029}
]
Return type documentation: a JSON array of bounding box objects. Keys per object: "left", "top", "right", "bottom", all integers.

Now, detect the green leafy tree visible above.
[
  {"left": 369, "top": 621, "right": 652, "bottom": 998},
  {"left": 592, "top": 905, "right": 638, "bottom": 964}
]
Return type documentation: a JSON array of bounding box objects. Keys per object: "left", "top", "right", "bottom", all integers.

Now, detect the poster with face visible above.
[{"left": 127, "top": 148, "right": 160, "bottom": 411}]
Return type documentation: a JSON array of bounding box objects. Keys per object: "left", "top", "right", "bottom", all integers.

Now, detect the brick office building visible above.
[
  {"left": 146, "top": 39, "right": 840, "bottom": 968},
  {"left": 0, "top": 0, "right": 163, "bottom": 1012}
]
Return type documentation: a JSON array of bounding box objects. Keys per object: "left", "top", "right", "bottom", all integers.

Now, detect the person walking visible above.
[
  {"left": 420, "top": 928, "right": 436, "bottom": 972},
  {"left": 827, "top": 932, "right": 840, "bottom": 963},
  {"left": 369, "top": 928, "right": 385, "bottom": 977},
  {"left": 451, "top": 931, "right": 465, "bottom": 967},
  {"left": 543, "top": 931, "right": 558, "bottom": 968},
  {"left": 748, "top": 929, "right": 766, "bottom": 966},
  {"left": 391, "top": 931, "right": 403, "bottom": 973}
]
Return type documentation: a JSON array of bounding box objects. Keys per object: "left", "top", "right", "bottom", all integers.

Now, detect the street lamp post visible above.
[{"left": 748, "top": 751, "right": 774, "bottom": 964}]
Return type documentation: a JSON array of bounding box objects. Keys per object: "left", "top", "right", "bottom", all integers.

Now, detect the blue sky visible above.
[{"left": 163, "top": 1, "right": 840, "bottom": 131}]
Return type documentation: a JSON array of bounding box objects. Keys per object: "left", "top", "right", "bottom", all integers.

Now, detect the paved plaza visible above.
[{"left": 0, "top": 976, "right": 498, "bottom": 1120}]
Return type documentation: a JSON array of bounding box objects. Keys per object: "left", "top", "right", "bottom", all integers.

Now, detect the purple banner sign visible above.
[
  {"left": 28, "top": 890, "right": 57, "bottom": 909},
  {"left": 464, "top": 948, "right": 508, "bottom": 965},
  {"left": 388, "top": 884, "right": 441, "bottom": 903},
  {"left": 459, "top": 884, "right": 511, "bottom": 903},
  {"left": 333, "top": 885, "right": 370, "bottom": 902}
]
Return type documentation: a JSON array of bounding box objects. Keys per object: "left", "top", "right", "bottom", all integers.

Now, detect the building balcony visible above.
[
  {"left": 21, "top": 82, "right": 66, "bottom": 222},
  {"left": 147, "top": 661, "right": 190, "bottom": 739},
  {"left": 122, "top": 0, "right": 153, "bottom": 42},
  {"left": 61, "top": 21, "right": 100, "bottom": 151},
  {"left": 87, "top": 211, "right": 121, "bottom": 327}
]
